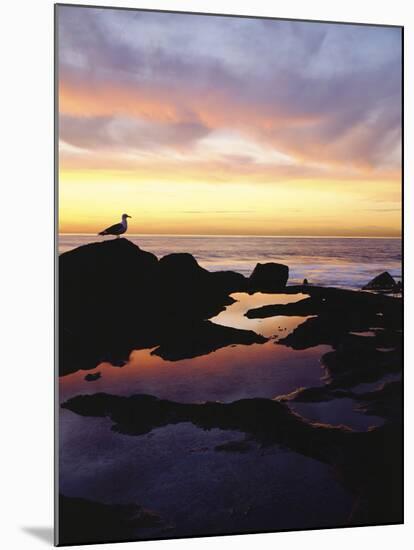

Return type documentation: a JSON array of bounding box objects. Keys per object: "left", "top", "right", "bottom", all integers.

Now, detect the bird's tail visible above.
[{"left": 98, "top": 231, "right": 107, "bottom": 236}]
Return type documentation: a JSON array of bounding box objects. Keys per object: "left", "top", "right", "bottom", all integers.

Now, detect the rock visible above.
[
  {"left": 59, "top": 239, "right": 260, "bottom": 376},
  {"left": 158, "top": 253, "right": 247, "bottom": 294},
  {"left": 362, "top": 271, "right": 397, "bottom": 291},
  {"left": 321, "top": 345, "right": 402, "bottom": 388},
  {"left": 58, "top": 494, "right": 163, "bottom": 546},
  {"left": 356, "top": 381, "right": 402, "bottom": 423},
  {"left": 61, "top": 392, "right": 347, "bottom": 445},
  {"left": 85, "top": 372, "right": 101, "bottom": 382},
  {"left": 246, "top": 296, "right": 317, "bottom": 318},
  {"left": 60, "top": 238, "right": 159, "bottom": 331},
  {"left": 157, "top": 253, "right": 243, "bottom": 321},
  {"left": 245, "top": 286, "right": 402, "bottom": 356},
  {"left": 151, "top": 320, "right": 267, "bottom": 361},
  {"left": 277, "top": 385, "right": 351, "bottom": 403},
  {"left": 249, "top": 262, "right": 289, "bottom": 292},
  {"left": 159, "top": 252, "right": 207, "bottom": 281},
  {"left": 210, "top": 270, "right": 247, "bottom": 294},
  {"left": 393, "top": 281, "right": 403, "bottom": 293}
]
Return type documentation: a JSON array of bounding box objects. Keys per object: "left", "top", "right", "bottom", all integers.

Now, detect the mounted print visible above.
[{"left": 56, "top": 3, "right": 403, "bottom": 546}]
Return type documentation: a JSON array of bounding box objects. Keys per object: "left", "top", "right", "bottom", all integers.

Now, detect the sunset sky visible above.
[{"left": 58, "top": 6, "right": 402, "bottom": 236}]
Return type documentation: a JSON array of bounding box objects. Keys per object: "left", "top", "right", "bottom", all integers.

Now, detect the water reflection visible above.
[
  {"left": 59, "top": 290, "right": 373, "bottom": 537},
  {"left": 289, "top": 399, "right": 383, "bottom": 432},
  {"left": 59, "top": 415, "right": 353, "bottom": 538},
  {"left": 61, "top": 340, "right": 330, "bottom": 404},
  {"left": 60, "top": 292, "right": 328, "bottom": 404},
  {"left": 211, "top": 292, "right": 309, "bottom": 338}
]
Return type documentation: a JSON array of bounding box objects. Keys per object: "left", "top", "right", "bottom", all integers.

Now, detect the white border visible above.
[{"left": 1, "top": 1, "right": 412, "bottom": 548}]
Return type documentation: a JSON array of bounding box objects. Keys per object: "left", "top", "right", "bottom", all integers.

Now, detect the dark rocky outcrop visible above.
[
  {"left": 210, "top": 270, "right": 247, "bottom": 294},
  {"left": 362, "top": 271, "right": 398, "bottom": 292},
  {"left": 246, "top": 285, "right": 401, "bottom": 321},
  {"left": 244, "top": 284, "right": 402, "bottom": 389},
  {"left": 246, "top": 296, "right": 316, "bottom": 318},
  {"left": 248, "top": 262, "right": 289, "bottom": 292},
  {"left": 59, "top": 239, "right": 271, "bottom": 375},
  {"left": 151, "top": 320, "right": 266, "bottom": 361},
  {"left": 58, "top": 494, "right": 163, "bottom": 546},
  {"left": 61, "top": 392, "right": 351, "bottom": 449},
  {"left": 59, "top": 239, "right": 160, "bottom": 376},
  {"left": 59, "top": 238, "right": 403, "bottom": 381},
  {"left": 356, "top": 381, "right": 402, "bottom": 423},
  {"left": 321, "top": 345, "right": 401, "bottom": 388}
]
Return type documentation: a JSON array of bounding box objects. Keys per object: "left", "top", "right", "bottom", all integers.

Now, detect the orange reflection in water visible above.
[
  {"left": 60, "top": 292, "right": 329, "bottom": 405},
  {"left": 211, "top": 292, "right": 309, "bottom": 338}
]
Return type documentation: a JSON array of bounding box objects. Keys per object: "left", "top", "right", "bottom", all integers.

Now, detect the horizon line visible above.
[{"left": 58, "top": 232, "right": 402, "bottom": 239}]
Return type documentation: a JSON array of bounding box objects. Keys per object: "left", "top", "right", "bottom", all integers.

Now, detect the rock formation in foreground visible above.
[{"left": 59, "top": 238, "right": 285, "bottom": 375}]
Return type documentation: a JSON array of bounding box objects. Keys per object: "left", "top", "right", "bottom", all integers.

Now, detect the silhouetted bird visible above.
[{"left": 98, "top": 213, "right": 131, "bottom": 238}]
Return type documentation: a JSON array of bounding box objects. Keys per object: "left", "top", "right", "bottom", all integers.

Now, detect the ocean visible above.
[{"left": 59, "top": 234, "right": 401, "bottom": 290}]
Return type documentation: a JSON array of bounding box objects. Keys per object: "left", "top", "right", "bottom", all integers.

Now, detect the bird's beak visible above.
[{"left": 127, "top": 215, "right": 132, "bottom": 218}]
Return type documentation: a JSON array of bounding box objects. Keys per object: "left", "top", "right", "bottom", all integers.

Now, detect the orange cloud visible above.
[{"left": 59, "top": 76, "right": 400, "bottom": 182}]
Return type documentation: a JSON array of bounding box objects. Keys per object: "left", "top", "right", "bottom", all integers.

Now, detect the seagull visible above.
[{"left": 98, "top": 213, "right": 131, "bottom": 238}]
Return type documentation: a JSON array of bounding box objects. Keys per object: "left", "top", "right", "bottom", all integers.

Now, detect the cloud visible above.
[
  {"left": 60, "top": 114, "right": 210, "bottom": 152},
  {"left": 57, "top": 5, "right": 402, "bottom": 178}
]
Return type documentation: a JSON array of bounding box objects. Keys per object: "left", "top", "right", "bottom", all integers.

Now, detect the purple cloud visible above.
[{"left": 57, "top": 5, "right": 402, "bottom": 175}]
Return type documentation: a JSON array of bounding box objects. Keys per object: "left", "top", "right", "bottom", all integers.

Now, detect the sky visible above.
[{"left": 58, "top": 6, "right": 402, "bottom": 236}]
